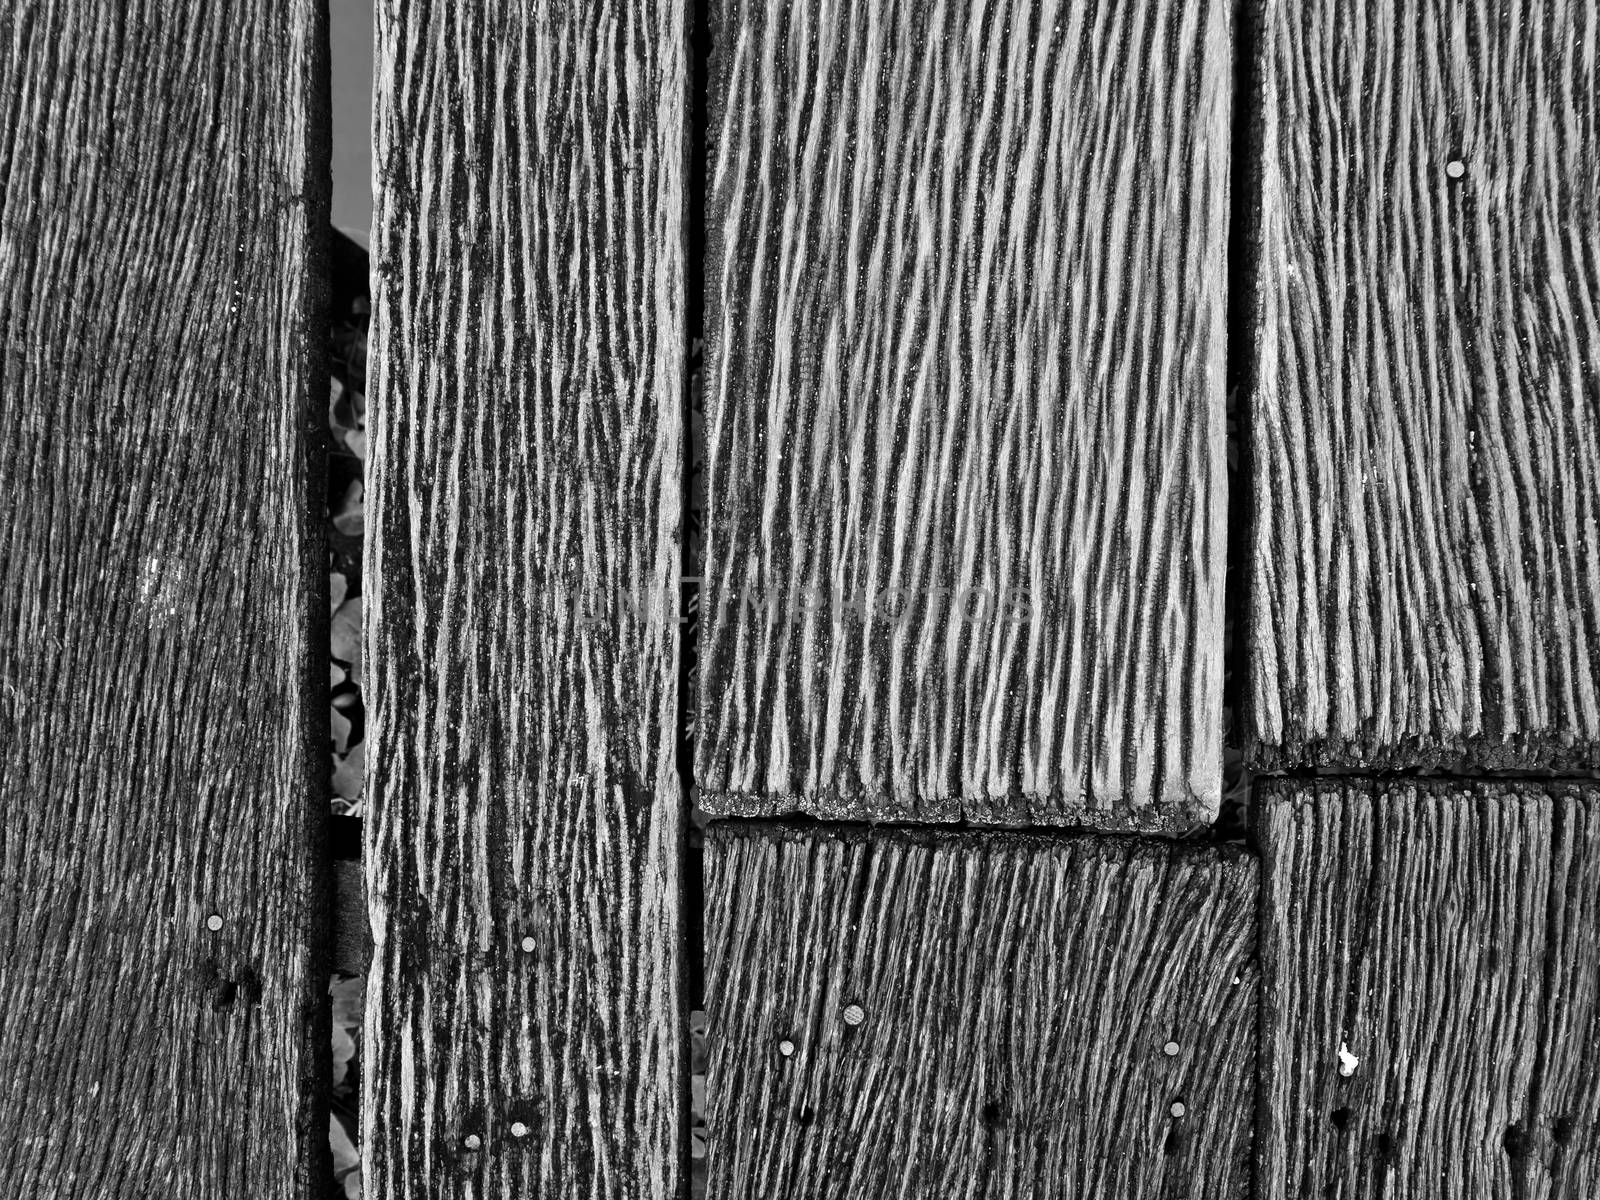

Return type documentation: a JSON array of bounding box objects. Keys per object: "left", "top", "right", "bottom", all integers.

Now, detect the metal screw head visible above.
[
  {"left": 463, "top": 1134, "right": 482, "bottom": 1151},
  {"left": 778, "top": 1039, "right": 796, "bottom": 1058},
  {"left": 842, "top": 1003, "right": 865, "bottom": 1027},
  {"left": 205, "top": 914, "right": 224, "bottom": 932},
  {"left": 1163, "top": 1041, "right": 1180, "bottom": 1057},
  {"left": 510, "top": 1121, "right": 529, "bottom": 1139}
]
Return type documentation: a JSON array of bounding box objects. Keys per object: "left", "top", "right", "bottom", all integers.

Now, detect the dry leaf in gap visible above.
[
  {"left": 344, "top": 428, "right": 367, "bottom": 462},
  {"left": 330, "top": 973, "right": 364, "bottom": 1095},
  {"left": 331, "top": 596, "right": 362, "bottom": 681},
  {"left": 330, "top": 571, "right": 348, "bottom": 614},
  {"left": 333, "top": 480, "right": 364, "bottom": 537},
  {"left": 331, "top": 705, "right": 351, "bottom": 755},
  {"left": 333, "top": 741, "right": 364, "bottom": 800},
  {"left": 330, "top": 662, "right": 346, "bottom": 689},
  {"left": 329, "top": 1111, "right": 361, "bottom": 1199}
]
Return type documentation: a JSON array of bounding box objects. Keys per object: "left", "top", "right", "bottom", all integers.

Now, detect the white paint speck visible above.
[{"left": 1338, "top": 1043, "right": 1359, "bottom": 1077}]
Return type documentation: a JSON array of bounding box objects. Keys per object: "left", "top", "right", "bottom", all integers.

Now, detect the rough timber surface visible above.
[
  {"left": 704, "top": 825, "right": 1258, "bottom": 1199},
  {"left": 0, "top": 1, "right": 330, "bottom": 1195},
  {"left": 696, "top": 0, "right": 1233, "bottom": 828},
  {"left": 1256, "top": 780, "right": 1600, "bottom": 1200},
  {"left": 364, "top": 2, "right": 685, "bottom": 1198},
  {"left": 1247, "top": 0, "right": 1600, "bottom": 770}
]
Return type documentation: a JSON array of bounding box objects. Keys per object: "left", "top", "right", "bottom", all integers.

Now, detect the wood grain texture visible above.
[
  {"left": 696, "top": 0, "right": 1233, "bottom": 828},
  {"left": 1247, "top": 0, "right": 1600, "bottom": 769},
  {"left": 0, "top": 1, "right": 330, "bottom": 1195},
  {"left": 1256, "top": 780, "right": 1600, "bottom": 1199},
  {"left": 704, "top": 825, "right": 1258, "bottom": 1199},
  {"left": 365, "top": 2, "right": 685, "bottom": 1197}
]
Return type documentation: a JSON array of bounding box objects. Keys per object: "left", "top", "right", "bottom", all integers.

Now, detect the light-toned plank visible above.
[
  {"left": 1247, "top": 0, "right": 1600, "bottom": 769},
  {"left": 697, "top": 0, "right": 1233, "bottom": 828},
  {"left": 705, "top": 825, "right": 1258, "bottom": 1199},
  {"left": 1257, "top": 780, "right": 1600, "bottom": 1199},
  {"left": 364, "top": 1, "right": 686, "bottom": 1196},
  {"left": 0, "top": 1, "right": 330, "bottom": 1194}
]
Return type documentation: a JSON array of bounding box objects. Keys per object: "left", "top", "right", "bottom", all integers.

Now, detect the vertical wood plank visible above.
[
  {"left": 1256, "top": 780, "right": 1600, "bottom": 1199},
  {"left": 1247, "top": 0, "right": 1600, "bottom": 769},
  {"left": 0, "top": 1, "right": 330, "bottom": 1194},
  {"left": 705, "top": 826, "right": 1258, "bottom": 1199},
  {"left": 696, "top": 0, "right": 1233, "bottom": 829},
  {"left": 365, "top": 2, "right": 686, "bottom": 1197}
]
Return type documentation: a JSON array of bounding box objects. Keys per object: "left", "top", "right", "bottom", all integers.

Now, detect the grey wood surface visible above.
[
  {"left": 704, "top": 824, "right": 1258, "bottom": 1199},
  {"left": 1247, "top": 0, "right": 1600, "bottom": 770},
  {"left": 696, "top": 0, "right": 1234, "bottom": 829},
  {"left": 364, "top": 1, "right": 687, "bottom": 1196},
  {"left": 1256, "top": 780, "right": 1600, "bottom": 1199},
  {"left": 0, "top": 1, "right": 331, "bottom": 1195}
]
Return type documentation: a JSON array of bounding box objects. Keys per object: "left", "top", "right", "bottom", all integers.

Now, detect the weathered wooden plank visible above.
[
  {"left": 365, "top": 1, "right": 685, "bottom": 1196},
  {"left": 704, "top": 825, "right": 1258, "bottom": 1199},
  {"left": 0, "top": 1, "right": 330, "bottom": 1195},
  {"left": 1247, "top": 0, "right": 1600, "bottom": 769},
  {"left": 1256, "top": 780, "right": 1600, "bottom": 1199},
  {"left": 697, "top": 0, "right": 1233, "bottom": 828}
]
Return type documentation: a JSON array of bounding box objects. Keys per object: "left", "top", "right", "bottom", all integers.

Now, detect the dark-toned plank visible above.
[
  {"left": 696, "top": 0, "right": 1233, "bottom": 828},
  {"left": 0, "top": 1, "right": 329, "bottom": 1195},
  {"left": 365, "top": 2, "right": 685, "bottom": 1197},
  {"left": 1247, "top": 0, "right": 1600, "bottom": 769},
  {"left": 1256, "top": 780, "right": 1600, "bottom": 1199},
  {"left": 704, "top": 825, "right": 1258, "bottom": 1199}
]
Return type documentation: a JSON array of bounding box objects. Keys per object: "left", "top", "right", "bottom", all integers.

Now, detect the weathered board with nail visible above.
[
  {"left": 696, "top": 0, "right": 1233, "bottom": 828},
  {"left": 365, "top": 1, "right": 686, "bottom": 1197},
  {"left": 0, "top": 1, "right": 330, "bottom": 1195},
  {"left": 1255, "top": 780, "right": 1600, "bottom": 1199},
  {"left": 704, "top": 825, "right": 1258, "bottom": 1199},
  {"left": 1246, "top": 0, "right": 1600, "bottom": 769}
]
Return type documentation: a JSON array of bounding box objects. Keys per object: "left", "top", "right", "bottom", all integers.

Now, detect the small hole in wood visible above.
[
  {"left": 1503, "top": 1124, "right": 1530, "bottom": 1159},
  {"left": 1375, "top": 1131, "right": 1396, "bottom": 1162},
  {"left": 211, "top": 980, "right": 238, "bottom": 1010},
  {"left": 794, "top": 1106, "right": 816, "bottom": 1127},
  {"left": 980, "top": 1099, "right": 1004, "bottom": 1126},
  {"left": 1553, "top": 1117, "right": 1574, "bottom": 1146},
  {"left": 1330, "top": 1107, "right": 1352, "bottom": 1133},
  {"left": 1163, "top": 1126, "right": 1182, "bottom": 1157}
]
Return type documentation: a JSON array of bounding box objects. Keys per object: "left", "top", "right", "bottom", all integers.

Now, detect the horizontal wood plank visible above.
[
  {"left": 364, "top": 1, "right": 686, "bottom": 1196},
  {"left": 1246, "top": 0, "right": 1600, "bottom": 769},
  {"left": 704, "top": 825, "right": 1258, "bottom": 1199},
  {"left": 0, "top": 1, "right": 330, "bottom": 1194},
  {"left": 696, "top": 0, "right": 1233, "bottom": 828},
  {"left": 1256, "top": 780, "right": 1600, "bottom": 1199}
]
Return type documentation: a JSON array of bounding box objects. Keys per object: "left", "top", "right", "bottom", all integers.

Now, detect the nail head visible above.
[
  {"left": 205, "top": 913, "right": 224, "bottom": 932},
  {"left": 1163, "top": 1041, "right": 1180, "bottom": 1057},
  {"left": 510, "top": 1121, "right": 529, "bottom": 1139},
  {"left": 520, "top": 935, "right": 537, "bottom": 953},
  {"left": 1171, "top": 1102, "right": 1187, "bottom": 1118},
  {"left": 778, "top": 1039, "right": 796, "bottom": 1058},
  {"left": 1446, "top": 158, "right": 1466, "bottom": 180},
  {"left": 463, "top": 1134, "right": 482, "bottom": 1151},
  {"left": 842, "top": 1003, "right": 865, "bottom": 1027}
]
